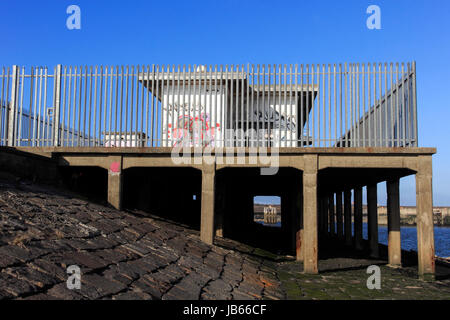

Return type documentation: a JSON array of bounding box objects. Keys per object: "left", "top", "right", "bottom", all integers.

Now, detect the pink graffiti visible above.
[{"left": 168, "top": 113, "right": 220, "bottom": 147}]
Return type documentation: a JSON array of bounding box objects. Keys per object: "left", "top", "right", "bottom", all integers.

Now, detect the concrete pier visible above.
[
  {"left": 328, "top": 193, "right": 335, "bottom": 236},
  {"left": 11, "top": 146, "right": 437, "bottom": 277},
  {"left": 354, "top": 186, "right": 363, "bottom": 251},
  {"left": 367, "top": 183, "right": 379, "bottom": 258},
  {"left": 200, "top": 161, "right": 215, "bottom": 245},
  {"left": 387, "top": 178, "right": 402, "bottom": 267},
  {"left": 344, "top": 189, "right": 352, "bottom": 246},
  {"left": 303, "top": 155, "right": 318, "bottom": 274},
  {"left": 336, "top": 191, "right": 343, "bottom": 239},
  {"left": 416, "top": 155, "right": 435, "bottom": 279},
  {"left": 107, "top": 156, "right": 123, "bottom": 210}
]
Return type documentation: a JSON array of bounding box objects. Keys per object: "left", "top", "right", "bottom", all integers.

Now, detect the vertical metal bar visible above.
[
  {"left": 71, "top": 66, "right": 79, "bottom": 147},
  {"left": 246, "top": 64, "right": 250, "bottom": 147},
  {"left": 27, "top": 67, "right": 34, "bottom": 146},
  {"left": 149, "top": 64, "right": 155, "bottom": 146},
  {"left": 305, "top": 64, "right": 310, "bottom": 146},
  {"left": 0, "top": 67, "right": 4, "bottom": 145},
  {"left": 98, "top": 66, "right": 104, "bottom": 146},
  {"left": 395, "top": 63, "right": 400, "bottom": 147},
  {"left": 283, "top": 64, "right": 288, "bottom": 147},
  {"left": 378, "top": 63, "right": 382, "bottom": 147},
  {"left": 412, "top": 61, "right": 418, "bottom": 146},
  {"left": 356, "top": 63, "right": 360, "bottom": 147},
  {"left": 60, "top": 66, "right": 67, "bottom": 146},
  {"left": 155, "top": 65, "right": 160, "bottom": 146},
  {"left": 367, "top": 63, "right": 371, "bottom": 147},
  {"left": 108, "top": 66, "right": 114, "bottom": 147},
  {"left": 122, "top": 66, "right": 128, "bottom": 146},
  {"left": 236, "top": 65, "right": 241, "bottom": 146},
  {"left": 16, "top": 67, "right": 25, "bottom": 146},
  {"left": 384, "top": 63, "right": 388, "bottom": 147},
  {"left": 401, "top": 63, "right": 406, "bottom": 147},
  {"left": 390, "top": 63, "right": 394, "bottom": 147},
  {"left": 338, "top": 64, "right": 342, "bottom": 146},
  {"left": 255, "top": 64, "right": 260, "bottom": 147},
  {"left": 262, "top": 65, "right": 266, "bottom": 146},
  {"left": 373, "top": 63, "right": 377, "bottom": 147},
  {"left": 317, "top": 64, "right": 321, "bottom": 147},
  {"left": 294, "top": 64, "right": 298, "bottom": 147},
  {"left": 82, "top": 66, "right": 88, "bottom": 146},
  {"left": 300, "top": 64, "right": 304, "bottom": 147},
  {"left": 326, "top": 64, "right": 330, "bottom": 147},
  {"left": 37, "top": 67, "right": 45, "bottom": 146},
  {"left": 140, "top": 65, "right": 145, "bottom": 147},
  {"left": 124, "top": 65, "right": 130, "bottom": 147},
  {"left": 333, "top": 64, "right": 336, "bottom": 146},
  {"left": 362, "top": 64, "right": 366, "bottom": 147},
  {"left": 344, "top": 63, "right": 347, "bottom": 147},
  {"left": 91, "top": 66, "right": 98, "bottom": 146},
  {"left": 311, "top": 64, "right": 315, "bottom": 147},
  {"left": 406, "top": 62, "right": 411, "bottom": 146}
]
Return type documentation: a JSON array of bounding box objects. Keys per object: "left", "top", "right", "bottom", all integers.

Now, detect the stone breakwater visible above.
[
  {"left": 0, "top": 179, "right": 284, "bottom": 300},
  {"left": 0, "top": 177, "right": 450, "bottom": 300}
]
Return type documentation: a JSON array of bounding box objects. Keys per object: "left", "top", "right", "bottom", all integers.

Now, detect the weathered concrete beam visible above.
[
  {"left": 303, "top": 155, "right": 318, "bottom": 274},
  {"left": 416, "top": 155, "right": 435, "bottom": 280},
  {"left": 354, "top": 186, "right": 363, "bottom": 251},
  {"left": 387, "top": 178, "right": 402, "bottom": 267},
  {"left": 200, "top": 159, "right": 216, "bottom": 245},
  {"left": 107, "top": 156, "right": 123, "bottom": 210},
  {"left": 367, "top": 183, "right": 379, "bottom": 258}
]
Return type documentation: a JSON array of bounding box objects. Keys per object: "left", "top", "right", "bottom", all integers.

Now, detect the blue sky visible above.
[{"left": 1, "top": 0, "right": 449, "bottom": 205}]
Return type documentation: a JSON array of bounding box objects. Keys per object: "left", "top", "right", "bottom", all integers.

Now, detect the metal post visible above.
[
  {"left": 7, "top": 65, "right": 18, "bottom": 146},
  {"left": 53, "top": 64, "right": 62, "bottom": 146}
]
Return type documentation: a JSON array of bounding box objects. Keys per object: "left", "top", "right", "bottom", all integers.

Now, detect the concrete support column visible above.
[
  {"left": 215, "top": 175, "right": 224, "bottom": 238},
  {"left": 200, "top": 162, "right": 216, "bottom": 245},
  {"left": 295, "top": 178, "right": 304, "bottom": 261},
  {"left": 344, "top": 189, "right": 352, "bottom": 246},
  {"left": 107, "top": 156, "right": 123, "bottom": 210},
  {"left": 416, "top": 155, "right": 435, "bottom": 279},
  {"left": 303, "top": 155, "right": 319, "bottom": 274},
  {"left": 321, "top": 196, "right": 329, "bottom": 237},
  {"left": 328, "top": 193, "right": 335, "bottom": 235},
  {"left": 387, "top": 178, "right": 402, "bottom": 267},
  {"left": 354, "top": 186, "right": 363, "bottom": 250},
  {"left": 367, "top": 184, "right": 379, "bottom": 258},
  {"left": 336, "top": 191, "right": 344, "bottom": 239}
]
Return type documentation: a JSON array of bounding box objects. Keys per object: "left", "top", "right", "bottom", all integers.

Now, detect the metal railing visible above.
[{"left": 0, "top": 63, "right": 418, "bottom": 148}]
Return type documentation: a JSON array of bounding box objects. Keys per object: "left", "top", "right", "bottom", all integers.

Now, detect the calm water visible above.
[
  {"left": 257, "top": 221, "right": 450, "bottom": 257},
  {"left": 361, "top": 223, "right": 450, "bottom": 258}
]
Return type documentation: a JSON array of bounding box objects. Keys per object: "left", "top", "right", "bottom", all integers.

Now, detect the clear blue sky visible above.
[{"left": 1, "top": 0, "right": 449, "bottom": 205}]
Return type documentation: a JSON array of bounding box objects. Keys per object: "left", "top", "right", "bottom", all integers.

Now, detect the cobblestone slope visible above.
[{"left": 0, "top": 179, "right": 284, "bottom": 300}]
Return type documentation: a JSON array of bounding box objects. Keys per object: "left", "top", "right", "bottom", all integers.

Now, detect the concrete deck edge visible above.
[{"left": 10, "top": 146, "right": 437, "bottom": 156}]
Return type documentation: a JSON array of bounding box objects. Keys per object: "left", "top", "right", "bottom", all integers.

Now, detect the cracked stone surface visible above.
[{"left": 0, "top": 179, "right": 284, "bottom": 300}]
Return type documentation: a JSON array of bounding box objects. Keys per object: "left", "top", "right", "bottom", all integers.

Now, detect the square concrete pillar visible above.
[
  {"left": 295, "top": 179, "right": 304, "bottom": 262},
  {"left": 321, "top": 196, "right": 329, "bottom": 237},
  {"left": 367, "top": 184, "right": 379, "bottom": 258},
  {"left": 107, "top": 156, "right": 123, "bottom": 210},
  {"left": 354, "top": 186, "right": 363, "bottom": 250},
  {"left": 336, "top": 191, "right": 344, "bottom": 239},
  {"left": 200, "top": 162, "right": 216, "bottom": 245},
  {"left": 302, "top": 155, "right": 318, "bottom": 274},
  {"left": 344, "top": 189, "right": 352, "bottom": 246},
  {"left": 215, "top": 175, "right": 225, "bottom": 238},
  {"left": 416, "top": 155, "right": 435, "bottom": 280},
  {"left": 328, "top": 193, "right": 335, "bottom": 235},
  {"left": 387, "top": 178, "right": 402, "bottom": 267}
]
